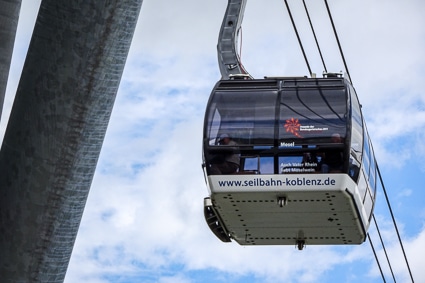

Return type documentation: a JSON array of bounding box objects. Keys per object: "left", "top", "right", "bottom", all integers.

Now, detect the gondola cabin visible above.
[{"left": 202, "top": 75, "right": 377, "bottom": 248}]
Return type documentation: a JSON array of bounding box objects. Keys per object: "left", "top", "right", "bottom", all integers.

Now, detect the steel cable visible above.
[{"left": 284, "top": 0, "right": 313, "bottom": 76}]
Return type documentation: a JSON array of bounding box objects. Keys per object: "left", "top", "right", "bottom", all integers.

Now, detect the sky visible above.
[{"left": 2, "top": 0, "right": 425, "bottom": 282}]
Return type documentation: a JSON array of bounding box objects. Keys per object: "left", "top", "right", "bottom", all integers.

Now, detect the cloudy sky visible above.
[{"left": 2, "top": 0, "right": 425, "bottom": 282}]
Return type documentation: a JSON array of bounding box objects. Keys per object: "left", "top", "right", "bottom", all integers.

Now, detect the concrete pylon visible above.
[
  {"left": 0, "top": 0, "right": 143, "bottom": 281},
  {"left": 0, "top": 0, "right": 21, "bottom": 121}
]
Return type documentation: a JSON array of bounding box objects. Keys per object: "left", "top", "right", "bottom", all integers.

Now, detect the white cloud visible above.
[
  {"left": 368, "top": 220, "right": 425, "bottom": 283},
  {"left": 4, "top": 0, "right": 424, "bottom": 282},
  {"left": 68, "top": 0, "right": 425, "bottom": 281}
]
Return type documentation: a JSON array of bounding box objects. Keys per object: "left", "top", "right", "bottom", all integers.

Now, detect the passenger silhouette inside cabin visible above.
[
  {"left": 302, "top": 152, "right": 319, "bottom": 172},
  {"left": 209, "top": 134, "right": 240, "bottom": 175},
  {"left": 321, "top": 133, "right": 344, "bottom": 173}
]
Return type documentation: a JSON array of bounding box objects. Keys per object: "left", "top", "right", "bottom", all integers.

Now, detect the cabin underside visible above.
[{"left": 205, "top": 174, "right": 367, "bottom": 247}]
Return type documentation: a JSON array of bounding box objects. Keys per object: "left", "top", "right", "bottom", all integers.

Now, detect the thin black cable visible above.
[
  {"left": 323, "top": 0, "right": 352, "bottom": 83},
  {"left": 373, "top": 214, "right": 397, "bottom": 282},
  {"left": 302, "top": 0, "right": 327, "bottom": 73},
  {"left": 377, "top": 165, "right": 415, "bottom": 282},
  {"left": 368, "top": 233, "right": 387, "bottom": 283},
  {"left": 284, "top": 0, "right": 312, "bottom": 76}
]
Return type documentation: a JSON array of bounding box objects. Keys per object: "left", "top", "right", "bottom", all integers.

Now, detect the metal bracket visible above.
[
  {"left": 217, "top": 0, "right": 252, "bottom": 79},
  {"left": 277, "top": 196, "right": 288, "bottom": 207}
]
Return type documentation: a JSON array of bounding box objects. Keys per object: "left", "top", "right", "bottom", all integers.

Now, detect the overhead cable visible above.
[
  {"left": 323, "top": 0, "right": 352, "bottom": 83},
  {"left": 377, "top": 165, "right": 415, "bottom": 282},
  {"left": 302, "top": 0, "right": 327, "bottom": 73},
  {"left": 284, "top": 0, "right": 312, "bottom": 76},
  {"left": 368, "top": 233, "right": 387, "bottom": 283},
  {"left": 372, "top": 214, "right": 397, "bottom": 282}
]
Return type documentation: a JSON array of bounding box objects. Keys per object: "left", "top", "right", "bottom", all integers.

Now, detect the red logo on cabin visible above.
[{"left": 284, "top": 118, "right": 302, "bottom": 138}]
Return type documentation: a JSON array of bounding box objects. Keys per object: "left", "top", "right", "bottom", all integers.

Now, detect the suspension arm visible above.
[{"left": 217, "top": 0, "right": 252, "bottom": 79}]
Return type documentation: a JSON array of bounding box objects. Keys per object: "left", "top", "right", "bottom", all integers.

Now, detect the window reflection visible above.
[{"left": 205, "top": 85, "right": 351, "bottom": 176}]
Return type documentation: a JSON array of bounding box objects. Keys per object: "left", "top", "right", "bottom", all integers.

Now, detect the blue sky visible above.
[{"left": 2, "top": 0, "right": 424, "bottom": 282}]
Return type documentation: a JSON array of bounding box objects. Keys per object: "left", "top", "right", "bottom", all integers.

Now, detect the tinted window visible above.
[
  {"left": 279, "top": 154, "right": 320, "bottom": 174},
  {"left": 349, "top": 153, "right": 361, "bottom": 182},
  {"left": 357, "top": 171, "right": 367, "bottom": 201},
  {"left": 362, "top": 128, "right": 371, "bottom": 178},
  {"left": 240, "top": 156, "right": 274, "bottom": 174},
  {"left": 204, "top": 79, "right": 352, "bottom": 175},
  {"left": 205, "top": 90, "right": 278, "bottom": 146},
  {"left": 368, "top": 149, "right": 377, "bottom": 196},
  {"left": 349, "top": 85, "right": 363, "bottom": 161},
  {"left": 279, "top": 87, "right": 347, "bottom": 144}
]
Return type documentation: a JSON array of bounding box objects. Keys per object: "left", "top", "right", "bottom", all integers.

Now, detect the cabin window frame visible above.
[{"left": 204, "top": 79, "right": 352, "bottom": 175}]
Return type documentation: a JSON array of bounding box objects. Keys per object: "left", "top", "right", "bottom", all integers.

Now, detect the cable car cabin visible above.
[{"left": 202, "top": 76, "right": 377, "bottom": 248}]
